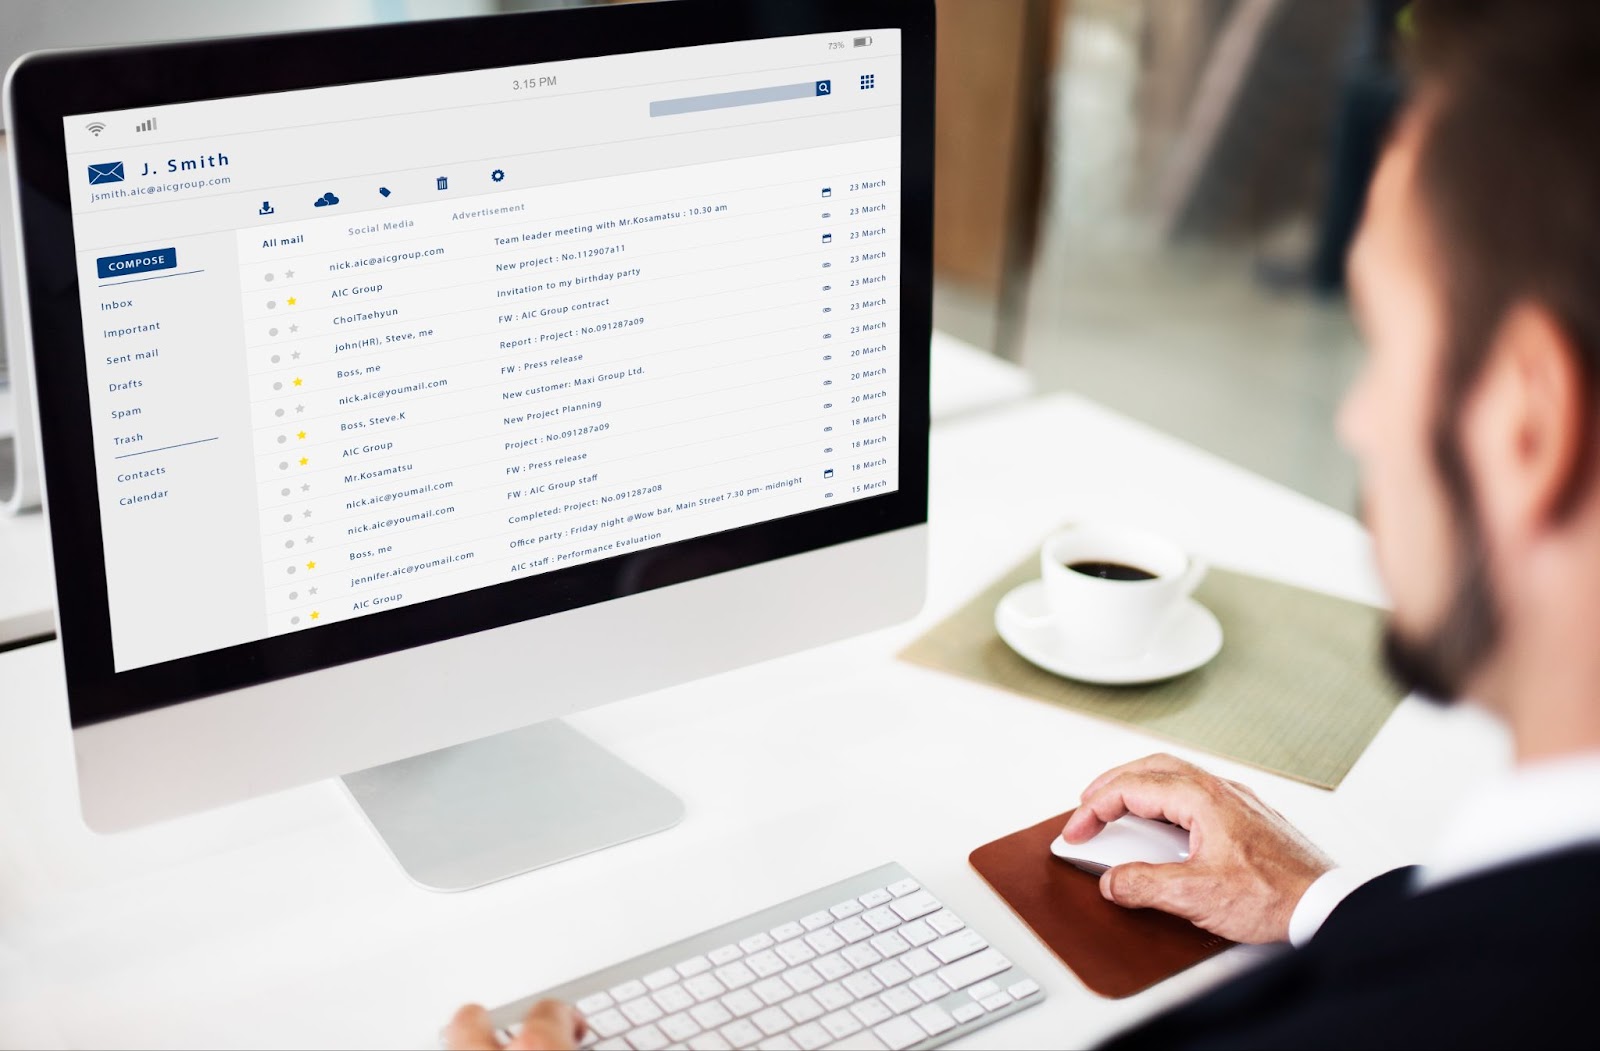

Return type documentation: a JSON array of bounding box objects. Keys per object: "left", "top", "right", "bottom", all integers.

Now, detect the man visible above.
[{"left": 449, "top": 2, "right": 1600, "bottom": 1047}]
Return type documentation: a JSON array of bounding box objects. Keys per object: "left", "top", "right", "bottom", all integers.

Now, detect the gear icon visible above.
[{"left": 490, "top": 169, "right": 506, "bottom": 182}]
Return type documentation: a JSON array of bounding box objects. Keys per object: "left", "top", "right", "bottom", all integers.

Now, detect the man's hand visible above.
[
  {"left": 445, "top": 1000, "right": 585, "bottom": 1051},
  {"left": 1061, "top": 753, "right": 1334, "bottom": 944}
]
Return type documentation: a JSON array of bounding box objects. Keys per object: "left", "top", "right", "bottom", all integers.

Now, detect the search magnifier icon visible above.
[{"left": 816, "top": 80, "right": 832, "bottom": 96}]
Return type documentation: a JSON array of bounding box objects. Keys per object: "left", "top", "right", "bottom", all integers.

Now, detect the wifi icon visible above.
[{"left": 85, "top": 121, "right": 106, "bottom": 136}]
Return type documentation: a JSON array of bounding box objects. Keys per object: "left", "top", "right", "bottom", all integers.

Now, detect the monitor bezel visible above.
[{"left": 6, "top": 0, "right": 933, "bottom": 729}]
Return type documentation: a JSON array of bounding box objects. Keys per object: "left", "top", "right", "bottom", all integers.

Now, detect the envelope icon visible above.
[{"left": 87, "top": 162, "right": 125, "bottom": 185}]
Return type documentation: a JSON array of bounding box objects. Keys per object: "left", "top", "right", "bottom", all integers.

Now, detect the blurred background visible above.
[{"left": 0, "top": 0, "right": 1405, "bottom": 514}]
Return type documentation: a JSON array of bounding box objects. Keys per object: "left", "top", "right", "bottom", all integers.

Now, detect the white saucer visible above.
[{"left": 995, "top": 579, "right": 1223, "bottom": 686}]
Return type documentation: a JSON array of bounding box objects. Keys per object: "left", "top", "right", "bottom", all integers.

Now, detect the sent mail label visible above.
[{"left": 97, "top": 248, "right": 177, "bottom": 280}]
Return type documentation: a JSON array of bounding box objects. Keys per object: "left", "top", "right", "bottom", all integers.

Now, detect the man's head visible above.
[{"left": 1338, "top": 2, "right": 1600, "bottom": 712}]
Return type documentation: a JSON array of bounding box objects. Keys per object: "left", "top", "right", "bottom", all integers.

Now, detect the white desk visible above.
[
  {"left": 0, "top": 334, "right": 1027, "bottom": 650},
  {"left": 0, "top": 394, "right": 1509, "bottom": 1050}
]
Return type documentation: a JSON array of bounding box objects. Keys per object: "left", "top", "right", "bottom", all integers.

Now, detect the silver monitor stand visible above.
[{"left": 342, "top": 719, "right": 683, "bottom": 891}]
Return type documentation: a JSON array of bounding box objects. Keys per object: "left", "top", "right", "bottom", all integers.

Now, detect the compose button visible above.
[{"left": 97, "top": 247, "right": 177, "bottom": 280}]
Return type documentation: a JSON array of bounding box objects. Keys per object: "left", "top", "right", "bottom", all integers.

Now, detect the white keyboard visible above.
[{"left": 487, "top": 863, "right": 1044, "bottom": 1051}]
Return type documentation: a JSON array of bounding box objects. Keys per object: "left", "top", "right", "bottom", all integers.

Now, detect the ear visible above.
[{"left": 1463, "top": 302, "right": 1589, "bottom": 543}]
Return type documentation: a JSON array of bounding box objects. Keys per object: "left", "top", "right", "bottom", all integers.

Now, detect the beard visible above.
[{"left": 1380, "top": 519, "right": 1500, "bottom": 705}]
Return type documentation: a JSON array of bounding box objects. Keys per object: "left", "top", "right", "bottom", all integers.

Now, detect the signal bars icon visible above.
[
  {"left": 135, "top": 117, "right": 157, "bottom": 133},
  {"left": 85, "top": 121, "right": 106, "bottom": 136}
]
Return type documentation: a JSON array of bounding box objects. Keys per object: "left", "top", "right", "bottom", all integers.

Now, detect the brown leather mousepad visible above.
[{"left": 970, "top": 809, "right": 1233, "bottom": 999}]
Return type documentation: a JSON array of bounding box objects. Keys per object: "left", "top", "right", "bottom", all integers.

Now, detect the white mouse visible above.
[{"left": 1050, "top": 815, "right": 1192, "bottom": 875}]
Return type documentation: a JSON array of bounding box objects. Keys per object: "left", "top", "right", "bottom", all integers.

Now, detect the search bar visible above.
[{"left": 650, "top": 81, "right": 830, "bottom": 117}]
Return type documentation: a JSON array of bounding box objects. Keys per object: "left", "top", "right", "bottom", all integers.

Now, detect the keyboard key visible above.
[
  {"left": 577, "top": 992, "right": 616, "bottom": 1015},
  {"left": 840, "top": 943, "right": 882, "bottom": 969},
  {"left": 782, "top": 993, "right": 824, "bottom": 1024},
  {"left": 1008, "top": 978, "right": 1041, "bottom": 1000},
  {"left": 861, "top": 907, "right": 900, "bottom": 933},
  {"left": 687, "top": 1035, "right": 731, "bottom": 1051},
  {"left": 874, "top": 1016, "right": 924, "bottom": 1050},
  {"left": 850, "top": 997, "right": 893, "bottom": 1028},
  {"left": 888, "top": 891, "right": 940, "bottom": 922},
  {"left": 721, "top": 989, "right": 763, "bottom": 1017},
  {"left": 813, "top": 953, "right": 853, "bottom": 981},
  {"left": 611, "top": 980, "right": 649, "bottom": 1003},
  {"left": 588, "top": 1009, "right": 630, "bottom": 1038},
  {"left": 898, "top": 920, "right": 936, "bottom": 947},
  {"left": 753, "top": 977, "right": 792, "bottom": 1006},
  {"left": 868, "top": 932, "right": 911, "bottom": 958},
  {"left": 800, "top": 911, "right": 834, "bottom": 931},
  {"left": 813, "top": 982, "right": 855, "bottom": 1012},
  {"left": 747, "top": 950, "right": 786, "bottom": 978},
  {"left": 842, "top": 972, "right": 884, "bottom": 999},
  {"left": 952, "top": 1002, "right": 984, "bottom": 1025},
  {"left": 834, "top": 917, "right": 875, "bottom": 944},
  {"left": 653, "top": 986, "right": 694, "bottom": 1014},
  {"left": 887, "top": 878, "right": 920, "bottom": 898},
  {"left": 858, "top": 888, "right": 893, "bottom": 909},
  {"left": 821, "top": 1010, "right": 864, "bottom": 1040},
  {"left": 782, "top": 964, "right": 823, "bottom": 994},
  {"left": 690, "top": 1002, "right": 733, "bottom": 1030},
  {"left": 909, "top": 975, "right": 949, "bottom": 1003},
  {"left": 790, "top": 1021, "right": 830, "bottom": 1051},
  {"left": 770, "top": 921, "right": 805, "bottom": 943},
  {"left": 676, "top": 956, "right": 712, "bottom": 979},
  {"left": 968, "top": 980, "right": 1001, "bottom": 1001},
  {"left": 756, "top": 1037, "right": 798, "bottom": 1051},
  {"left": 776, "top": 941, "right": 817, "bottom": 966},
  {"left": 592, "top": 1039, "right": 629, "bottom": 1051},
  {"left": 880, "top": 986, "right": 921, "bottom": 1015},
  {"left": 720, "top": 1020, "right": 762, "bottom": 1047},
  {"left": 927, "top": 910, "right": 965, "bottom": 937},
  {"left": 752, "top": 1006, "right": 792, "bottom": 1036},
  {"left": 645, "top": 968, "right": 679, "bottom": 991},
  {"left": 936, "top": 949, "right": 1012, "bottom": 991},
  {"left": 713, "top": 962, "right": 757, "bottom": 990},
  {"left": 981, "top": 992, "right": 1013, "bottom": 1011},
  {"left": 928, "top": 929, "right": 987, "bottom": 965},
  {"left": 708, "top": 945, "right": 743, "bottom": 966},
  {"left": 909, "top": 1003, "right": 956, "bottom": 1038},
  {"left": 830, "top": 899, "right": 864, "bottom": 920},
  {"left": 900, "top": 948, "right": 939, "bottom": 976},
  {"left": 659, "top": 1012, "right": 701, "bottom": 1042},
  {"left": 740, "top": 932, "right": 775, "bottom": 954},
  {"left": 803, "top": 929, "right": 845, "bottom": 955},
  {"left": 870, "top": 960, "right": 912, "bottom": 987},
  {"left": 624, "top": 1022, "right": 668, "bottom": 1050},
  {"left": 620, "top": 998, "right": 664, "bottom": 1027},
  {"left": 684, "top": 974, "right": 726, "bottom": 1002}
]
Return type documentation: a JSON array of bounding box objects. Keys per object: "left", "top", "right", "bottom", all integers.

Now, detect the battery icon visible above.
[{"left": 853, "top": 35, "right": 872, "bottom": 47}]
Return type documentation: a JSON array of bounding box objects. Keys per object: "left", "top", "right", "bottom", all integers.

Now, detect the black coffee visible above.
[{"left": 1067, "top": 560, "right": 1157, "bottom": 582}]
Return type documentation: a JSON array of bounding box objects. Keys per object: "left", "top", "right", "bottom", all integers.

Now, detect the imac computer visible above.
[{"left": 6, "top": 0, "right": 933, "bottom": 890}]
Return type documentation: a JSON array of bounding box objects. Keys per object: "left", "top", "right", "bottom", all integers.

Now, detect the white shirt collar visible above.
[{"left": 1416, "top": 751, "right": 1600, "bottom": 891}]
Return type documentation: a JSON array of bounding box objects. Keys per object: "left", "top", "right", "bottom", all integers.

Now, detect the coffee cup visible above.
[{"left": 1023, "top": 524, "right": 1207, "bottom": 659}]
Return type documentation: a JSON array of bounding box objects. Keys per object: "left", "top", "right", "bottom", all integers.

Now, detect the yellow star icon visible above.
[
  {"left": 286, "top": 296, "right": 297, "bottom": 306},
  {"left": 293, "top": 377, "right": 303, "bottom": 387},
  {"left": 309, "top": 611, "right": 320, "bottom": 621},
  {"left": 298, "top": 456, "right": 308, "bottom": 466},
  {"left": 306, "top": 560, "right": 316, "bottom": 570},
  {"left": 296, "top": 430, "right": 306, "bottom": 440}
]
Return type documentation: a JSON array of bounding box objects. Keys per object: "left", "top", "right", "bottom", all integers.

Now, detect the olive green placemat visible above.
[{"left": 899, "top": 554, "right": 1403, "bottom": 789}]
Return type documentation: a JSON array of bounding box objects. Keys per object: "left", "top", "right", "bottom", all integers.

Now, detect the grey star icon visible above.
[
  {"left": 305, "top": 536, "right": 314, "bottom": 544},
  {"left": 289, "top": 325, "right": 299, "bottom": 334},
  {"left": 301, "top": 483, "right": 311, "bottom": 492},
  {"left": 291, "top": 351, "right": 301, "bottom": 360},
  {"left": 303, "top": 510, "right": 313, "bottom": 519},
  {"left": 308, "top": 586, "right": 318, "bottom": 596},
  {"left": 295, "top": 405, "right": 305, "bottom": 413},
  {"left": 285, "top": 270, "right": 295, "bottom": 279}
]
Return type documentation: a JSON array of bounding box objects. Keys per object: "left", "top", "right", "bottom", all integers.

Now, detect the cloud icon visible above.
[{"left": 313, "top": 191, "right": 340, "bottom": 208}]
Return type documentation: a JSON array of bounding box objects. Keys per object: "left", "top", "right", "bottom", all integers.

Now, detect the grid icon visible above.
[{"left": 860, "top": 74, "right": 876, "bottom": 91}]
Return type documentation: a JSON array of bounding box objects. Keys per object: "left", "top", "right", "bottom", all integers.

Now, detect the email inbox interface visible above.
[{"left": 66, "top": 31, "right": 904, "bottom": 671}]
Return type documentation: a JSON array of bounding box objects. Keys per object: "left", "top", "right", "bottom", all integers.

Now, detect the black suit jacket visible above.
[{"left": 1100, "top": 845, "right": 1600, "bottom": 1049}]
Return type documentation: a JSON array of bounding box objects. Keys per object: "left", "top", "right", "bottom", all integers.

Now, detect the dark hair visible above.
[{"left": 1377, "top": 1, "right": 1600, "bottom": 701}]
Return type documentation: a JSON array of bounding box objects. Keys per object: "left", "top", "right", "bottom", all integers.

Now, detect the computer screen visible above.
[{"left": 60, "top": 29, "right": 904, "bottom": 673}]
